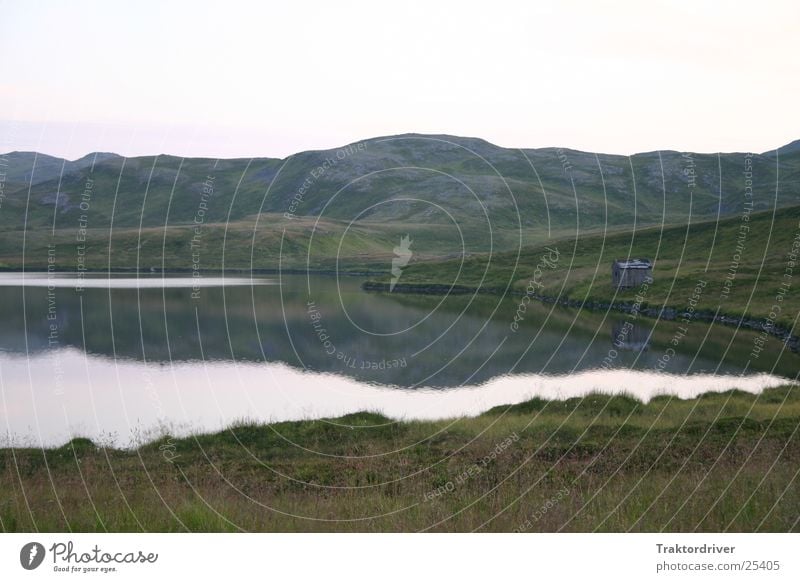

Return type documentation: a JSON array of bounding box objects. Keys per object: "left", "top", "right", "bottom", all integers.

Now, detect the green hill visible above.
[
  {"left": 372, "top": 203, "right": 800, "bottom": 326},
  {"left": 1, "top": 134, "right": 799, "bottom": 270}
]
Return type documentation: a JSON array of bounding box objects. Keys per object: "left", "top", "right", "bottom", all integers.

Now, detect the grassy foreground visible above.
[{"left": 2, "top": 386, "right": 799, "bottom": 532}]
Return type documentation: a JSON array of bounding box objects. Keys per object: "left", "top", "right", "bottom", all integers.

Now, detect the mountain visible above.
[
  {"left": 1, "top": 134, "right": 799, "bottom": 270},
  {"left": 764, "top": 138, "right": 800, "bottom": 157}
]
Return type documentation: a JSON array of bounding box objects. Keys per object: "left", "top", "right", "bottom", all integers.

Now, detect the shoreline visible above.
[
  {"left": 362, "top": 281, "right": 800, "bottom": 353},
  {"left": 3, "top": 384, "right": 797, "bottom": 452},
  {"left": 2, "top": 384, "right": 798, "bottom": 532}
]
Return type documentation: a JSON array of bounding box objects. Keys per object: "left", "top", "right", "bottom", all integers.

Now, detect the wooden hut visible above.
[{"left": 611, "top": 259, "right": 652, "bottom": 289}]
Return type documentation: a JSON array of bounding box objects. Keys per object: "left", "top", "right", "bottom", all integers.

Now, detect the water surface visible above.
[{"left": 0, "top": 272, "right": 796, "bottom": 446}]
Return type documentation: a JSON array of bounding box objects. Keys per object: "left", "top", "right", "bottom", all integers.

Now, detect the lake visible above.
[{"left": 0, "top": 272, "right": 796, "bottom": 446}]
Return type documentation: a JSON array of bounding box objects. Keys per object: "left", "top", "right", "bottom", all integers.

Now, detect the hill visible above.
[
  {"left": 1, "top": 134, "right": 799, "bottom": 270},
  {"left": 369, "top": 203, "right": 800, "bottom": 327}
]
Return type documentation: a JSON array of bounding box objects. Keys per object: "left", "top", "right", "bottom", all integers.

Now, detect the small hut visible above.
[{"left": 611, "top": 259, "right": 652, "bottom": 289}]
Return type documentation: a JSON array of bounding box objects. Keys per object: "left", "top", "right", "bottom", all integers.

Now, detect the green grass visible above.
[
  {"left": 374, "top": 205, "right": 800, "bottom": 327},
  {"left": 2, "top": 386, "right": 799, "bottom": 532},
  {"left": 0, "top": 214, "right": 528, "bottom": 272}
]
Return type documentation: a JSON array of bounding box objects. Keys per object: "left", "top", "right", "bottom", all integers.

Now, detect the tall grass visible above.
[{"left": 2, "top": 386, "right": 798, "bottom": 532}]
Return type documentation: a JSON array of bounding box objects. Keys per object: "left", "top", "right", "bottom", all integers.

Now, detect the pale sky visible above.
[{"left": 0, "top": 0, "right": 798, "bottom": 159}]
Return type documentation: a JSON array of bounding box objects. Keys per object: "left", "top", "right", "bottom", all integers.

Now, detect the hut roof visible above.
[{"left": 614, "top": 259, "right": 652, "bottom": 270}]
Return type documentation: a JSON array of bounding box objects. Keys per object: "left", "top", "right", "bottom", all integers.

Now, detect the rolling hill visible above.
[{"left": 1, "top": 134, "right": 799, "bottom": 270}]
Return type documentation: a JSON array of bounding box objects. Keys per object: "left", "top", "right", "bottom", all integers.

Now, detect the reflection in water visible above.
[
  {"left": 0, "top": 349, "right": 790, "bottom": 447},
  {"left": 612, "top": 320, "right": 651, "bottom": 352},
  {"left": 0, "top": 273, "right": 797, "bottom": 445}
]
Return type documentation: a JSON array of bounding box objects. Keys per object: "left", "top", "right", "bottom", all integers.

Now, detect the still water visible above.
[{"left": 0, "top": 272, "right": 796, "bottom": 446}]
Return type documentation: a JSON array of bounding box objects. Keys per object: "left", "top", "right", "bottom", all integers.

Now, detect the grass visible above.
[
  {"left": 2, "top": 386, "right": 799, "bottom": 532},
  {"left": 373, "top": 204, "right": 800, "bottom": 327},
  {"left": 0, "top": 214, "right": 528, "bottom": 272}
]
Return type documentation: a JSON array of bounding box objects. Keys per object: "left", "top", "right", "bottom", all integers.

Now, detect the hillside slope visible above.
[
  {"left": 2, "top": 134, "right": 799, "bottom": 269},
  {"left": 374, "top": 204, "right": 800, "bottom": 326}
]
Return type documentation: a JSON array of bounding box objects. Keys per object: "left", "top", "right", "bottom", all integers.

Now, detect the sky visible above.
[{"left": 0, "top": 0, "right": 798, "bottom": 160}]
